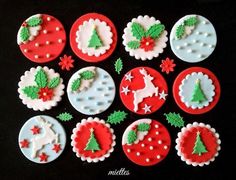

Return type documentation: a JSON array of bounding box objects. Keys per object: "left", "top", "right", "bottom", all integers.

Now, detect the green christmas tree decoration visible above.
[
  {"left": 107, "top": 110, "right": 127, "bottom": 124},
  {"left": 191, "top": 79, "right": 207, "bottom": 103},
  {"left": 164, "top": 112, "right": 184, "bottom": 128},
  {"left": 127, "top": 130, "right": 137, "bottom": 144},
  {"left": 137, "top": 123, "right": 150, "bottom": 131},
  {"left": 192, "top": 131, "right": 208, "bottom": 156},
  {"left": 114, "top": 58, "right": 123, "bottom": 75},
  {"left": 84, "top": 128, "right": 101, "bottom": 153},
  {"left": 57, "top": 112, "right": 73, "bottom": 121},
  {"left": 88, "top": 26, "right": 103, "bottom": 49}
]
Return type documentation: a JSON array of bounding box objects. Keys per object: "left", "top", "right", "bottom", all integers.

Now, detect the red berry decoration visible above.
[
  {"left": 160, "top": 57, "right": 176, "bottom": 74},
  {"left": 122, "top": 119, "right": 171, "bottom": 166},
  {"left": 59, "top": 55, "right": 74, "bottom": 71}
]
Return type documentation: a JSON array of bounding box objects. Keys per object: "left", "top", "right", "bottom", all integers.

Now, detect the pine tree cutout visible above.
[
  {"left": 192, "top": 131, "right": 208, "bottom": 156},
  {"left": 88, "top": 26, "right": 103, "bottom": 49},
  {"left": 191, "top": 79, "right": 207, "bottom": 103},
  {"left": 84, "top": 128, "right": 101, "bottom": 153}
]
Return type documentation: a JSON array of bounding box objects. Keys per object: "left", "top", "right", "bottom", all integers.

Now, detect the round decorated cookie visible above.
[
  {"left": 71, "top": 117, "right": 116, "bottom": 163},
  {"left": 18, "top": 115, "right": 66, "bottom": 163},
  {"left": 173, "top": 67, "right": 220, "bottom": 114},
  {"left": 67, "top": 66, "right": 115, "bottom": 115},
  {"left": 170, "top": 15, "right": 217, "bottom": 63},
  {"left": 120, "top": 67, "right": 168, "bottom": 114},
  {"left": 122, "top": 119, "right": 171, "bottom": 166},
  {"left": 70, "top": 13, "right": 117, "bottom": 62},
  {"left": 122, "top": 15, "right": 168, "bottom": 60},
  {"left": 17, "top": 14, "right": 66, "bottom": 63},
  {"left": 18, "top": 66, "right": 64, "bottom": 111},
  {"left": 176, "top": 122, "right": 221, "bottom": 166}
]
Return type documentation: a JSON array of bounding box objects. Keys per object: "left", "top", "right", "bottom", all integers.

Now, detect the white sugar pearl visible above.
[
  {"left": 141, "top": 143, "right": 145, "bottom": 147},
  {"left": 202, "top": 21, "right": 207, "bottom": 24},
  {"left": 155, "top": 131, "right": 159, "bottom": 135},
  {"left": 146, "top": 158, "right": 150, "bottom": 162},
  {"left": 208, "top": 44, "right": 214, "bottom": 48},
  {"left": 127, "top": 149, "right": 131, "bottom": 153},
  {"left": 47, "top": 17, "right": 51, "bottom": 21},
  {"left": 187, "top": 49, "right": 193, "bottom": 53},
  {"left": 43, "top": 30, "right": 47, "bottom": 34},
  {"left": 46, "top": 41, "right": 50, "bottom": 45},
  {"left": 46, "top": 53, "right": 50, "bottom": 58},
  {"left": 164, "top": 145, "right": 168, "bottom": 150},
  {"left": 136, "top": 152, "right": 140, "bottom": 156},
  {"left": 58, "top": 39, "right": 63, "bottom": 43},
  {"left": 149, "top": 146, "right": 154, "bottom": 150},
  {"left": 34, "top": 55, "right": 39, "bottom": 59},
  {"left": 200, "top": 42, "right": 205, "bottom": 46},
  {"left": 56, "top": 27, "right": 60, "bottom": 31},
  {"left": 184, "top": 42, "right": 189, "bottom": 46},
  {"left": 24, "top": 49, "right": 28, "bottom": 53},
  {"left": 148, "top": 137, "right": 152, "bottom": 142},
  {"left": 157, "top": 155, "right": 161, "bottom": 159},
  {"left": 155, "top": 124, "right": 159, "bottom": 128},
  {"left": 176, "top": 46, "right": 181, "bottom": 50},
  {"left": 158, "top": 140, "right": 162, "bottom": 144},
  {"left": 204, "top": 33, "right": 209, "bottom": 37},
  {"left": 35, "top": 43, "right": 39, "bottom": 47}
]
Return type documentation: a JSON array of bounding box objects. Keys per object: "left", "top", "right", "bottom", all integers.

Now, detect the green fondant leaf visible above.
[
  {"left": 27, "top": 17, "right": 42, "bottom": 27},
  {"left": 57, "top": 112, "right": 73, "bottom": 121},
  {"left": 107, "top": 110, "right": 127, "bottom": 124},
  {"left": 176, "top": 24, "right": 185, "bottom": 39},
  {"left": 131, "top": 22, "right": 146, "bottom": 40},
  {"left": 146, "top": 23, "right": 165, "bottom": 39},
  {"left": 164, "top": 112, "right": 184, "bottom": 128},
  {"left": 114, "top": 58, "right": 123, "bottom": 75},
  {"left": 48, "top": 77, "right": 60, "bottom": 88},
  {"left": 127, "top": 130, "right": 137, "bottom": 144},
  {"left": 71, "top": 78, "right": 81, "bottom": 91},
  {"left": 20, "top": 27, "right": 30, "bottom": 42},
  {"left": 127, "top": 40, "right": 140, "bottom": 49},
  {"left": 22, "top": 86, "right": 39, "bottom": 99},
  {"left": 137, "top": 123, "right": 150, "bottom": 131},
  {"left": 34, "top": 68, "right": 48, "bottom": 88},
  {"left": 184, "top": 16, "right": 198, "bottom": 26},
  {"left": 80, "top": 70, "right": 95, "bottom": 80}
]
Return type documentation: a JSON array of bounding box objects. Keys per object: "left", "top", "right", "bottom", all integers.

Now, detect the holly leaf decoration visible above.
[
  {"left": 71, "top": 78, "right": 81, "bottom": 92},
  {"left": 127, "top": 130, "right": 137, "bottom": 144},
  {"left": 48, "top": 77, "right": 60, "bottom": 88},
  {"left": 22, "top": 86, "right": 39, "bottom": 99},
  {"left": 146, "top": 23, "right": 165, "bottom": 39},
  {"left": 27, "top": 17, "right": 42, "bottom": 27},
  {"left": 57, "top": 112, "right": 73, "bottom": 121},
  {"left": 80, "top": 70, "right": 95, "bottom": 80},
  {"left": 114, "top": 58, "right": 123, "bottom": 75},
  {"left": 131, "top": 22, "right": 145, "bottom": 40},
  {"left": 137, "top": 123, "right": 150, "bottom": 131},
  {"left": 20, "top": 27, "right": 30, "bottom": 42},
  {"left": 107, "top": 110, "right": 127, "bottom": 124},
  {"left": 164, "top": 112, "right": 184, "bottom": 128},
  {"left": 35, "top": 68, "right": 47, "bottom": 88},
  {"left": 176, "top": 24, "right": 185, "bottom": 39},
  {"left": 127, "top": 41, "right": 140, "bottom": 49},
  {"left": 184, "top": 16, "right": 198, "bottom": 26}
]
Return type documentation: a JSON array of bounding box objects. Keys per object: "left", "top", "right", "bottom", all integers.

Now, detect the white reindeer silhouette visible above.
[
  {"left": 31, "top": 117, "right": 58, "bottom": 158},
  {"left": 132, "top": 68, "right": 158, "bottom": 112}
]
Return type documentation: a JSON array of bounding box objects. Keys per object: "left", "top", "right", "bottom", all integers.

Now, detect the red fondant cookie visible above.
[
  {"left": 122, "top": 119, "right": 171, "bottom": 166},
  {"left": 71, "top": 117, "right": 116, "bottom": 163},
  {"left": 173, "top": 67, "right": 220, "bottom": 114},
  {"left": 120, "top": 67, "right": 168, "bottom": 114},
  {"left": 17, "top": 14, "right": 66, "bottom": 63},
  {"left": 176, "top": 122, "right": 221, "bottom": 166},
  {"left": 70, "top": 13, "right": 117, "bottom": 62}
]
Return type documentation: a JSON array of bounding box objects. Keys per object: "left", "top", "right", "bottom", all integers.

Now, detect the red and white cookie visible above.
[
  {"left": 173, "top": 67, "right": 220, "bottom": 114},
  {"left": 122, "top": 119, "right": 171, "bottom": 166},
  {"left": 17, "top": 14, "right": 66, "bottom": 63},
  {"left": 176, "top": 122, "right": 221, "bottom": 166},
  {"left": 71, "top": 117, "right": 116, "bottom": 163},
  {"left": 120, "top": 67, "right": 168, "bottom": 114},
  {"left": 70, "top": 13, "right": 117, "bottom": 62}
]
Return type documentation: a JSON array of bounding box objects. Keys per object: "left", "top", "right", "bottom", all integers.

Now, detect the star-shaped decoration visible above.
[
  {"left": 20, "top": 139, "right": 29, "bottom": 148},
  {"left": 38, "top": 152, "right": 49, "bottom": 162},
  {"left": 121, "top": 86, "right": 130, "bottom": 95},
  {"left": 159, "top": 90, "right": 168, "bottom": 100},
  {"left": 142, "top": 104, "right": 152, "bottom": 114},
  {"left": 125, "top": 72, "right": 133, "bottom": 82},
  {"left": 30, "top": 126, "right": 40, "bottom": 135},
  {"left": 52, "top": 144, "right": 61, "bottom": 153}
]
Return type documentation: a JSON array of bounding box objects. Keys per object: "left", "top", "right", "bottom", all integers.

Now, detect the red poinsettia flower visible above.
[
  {"left": 38, "top": 87, "right": 54, "bottom": 101},
  {"left": 160, "top": 57, "right": 176, "bottom": 74},
  {"left": 59, "top": 55, "right": 74, "bottom": 71},
  {"left": 140, "top": 36, "right": 155, "bottom": 52}
]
